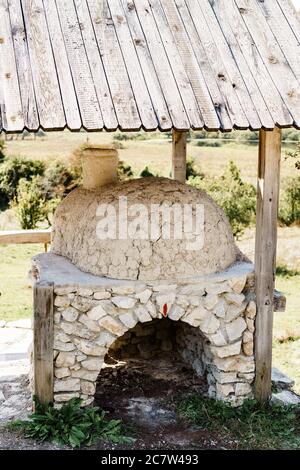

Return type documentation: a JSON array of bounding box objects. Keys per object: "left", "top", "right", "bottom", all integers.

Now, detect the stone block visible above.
[
  {"left": 54, "top": 378, "right": 80, "bottom": 392},
  {"left": 73, "top": 338, "right": 107, "bottom": 357},
  {"left": 226, "top": 317, "right": 247, "bottom": 342},
  {"left": 56, "top": 352, "right": 76, "bottom": 368},
  {"left": 87, "top": 305, "right": 107, "bottom": 321},
  {"left": 112, "top": 296, "right": 137, "bottom": 309},
  {"left": 98, "top": 316, "right": 126, "bottom": 336},
  {"left": 54, "top": 368, "right": 71, "bottom": 379},
  {"left": 135, "top": 289, "right": 152, "bottom": 304},
  {"left": 79, "top": 315, "right": 101, "bottom": 333},
  {"left": 54, "top": 296, "right": 71, "bottom": 308},
  {"left": 81, "top": 358, "right": 104, "bottom": 371},
  {"left": 212, "top": 341, "right": 241, "bottom": 358}
]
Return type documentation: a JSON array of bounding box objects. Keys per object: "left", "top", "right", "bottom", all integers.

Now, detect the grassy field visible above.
[
  {"left": 0, "top": 131, "right": 300, "bottom": 393},
  {"left": 2, "top": 130, "right": 299, "bottom": 185}
]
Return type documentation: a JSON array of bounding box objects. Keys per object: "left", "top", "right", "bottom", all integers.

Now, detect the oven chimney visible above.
[{"left": 81, "top": 146, "right": 119, "bottom": 190}]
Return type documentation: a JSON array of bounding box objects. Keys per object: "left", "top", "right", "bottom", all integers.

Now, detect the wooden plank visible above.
[
  {"left": 184, "top": 0, "right": 250, "bottom": 130},
  {"left": 55, "top": 0, "right": 104, "bottom": 130},
  {"left": 146, "top": 0, "right": 204, "bottom": 130},
  {"left": 173, "top": 0, "right": 232, "bottom": 131},
  {"left": 87, "top": 0, "right": 141, "bottom": 131},
  {"left": 120, "top": 0, "right": 172, "bottom": 131},
  {"left": 133, "top": 0, "right": 190, "bottom": 130},
  {"left": 220, "top": 0, "right": 293, "bottom": 128},
  {"left": 0, "top": 0, "right": 24, "bottom": 132},
  {"left": 43, "top": 0, "right": 82, "bottom": 131},
  {"left": 254, "top": 127, "right": 281, "bottom": 402},
  {"left": 160, "top": 0, "right": 222, "bottom": 131},
  {"left": 172, "top": 130, "right": 187, "bottom": 183},
  {"left": 107, "top": 0, "right": 158, "bottom": 130},
  {"left": 258, "top": 0, "right": 300, "bottom": 84},
  {"left": 0, "top": 229, "right": 51, "bottom": 245},
  {"left": 8, "top": 0, "right": 39, "bottom": 131},
  {"left": 210, "top": 0, "right": 274, "bottom": 130},
  {"left": 73, "top": 0, "right": 118, "bottom": 131},
  {"left": 277, "top": 0, "right": 300, "bottom": 44},
  {"left": 34, "top": 282, "right": 54, "bottom": 405},
  {"left": 21, "top": 0, "right": 66, "bottom": 130},
  {"left": 235, "top": 0, "right": 300, "bottom": 127}
]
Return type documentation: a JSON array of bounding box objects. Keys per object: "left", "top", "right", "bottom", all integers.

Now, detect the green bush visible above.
[
  {"left": 186, "top": 157, "right": 204, "bottom": 179},
  {"left": 140, "top": 166, "right": 157, "bottom": 178},
  {"left": 0, "top": 157, "right": 45, "bottom": 209},
  {"left": 10, "top": 397, "right": 133, "bottom": 449},
  {"left": 118, "top": 160, "right": 134, "bottom": 181},
  {"left": 13, "top": 178, "right": 49, "bottom": 229},
  {"left": 40, "top": 161, "right": 81, "bottom": 200},
  {"left": 279, "top": 176, "right": 300, "bottom": 226},
  {"left": 189, "top": 161, "right": 256, "bottom": 238},
  {"left": 0, "top": 140, "right": 5, "bottom": 162}
]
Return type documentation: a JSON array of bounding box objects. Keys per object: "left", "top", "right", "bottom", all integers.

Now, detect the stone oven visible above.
[{"left": 31, "top": 147, "right": 257, "bottom": 408}]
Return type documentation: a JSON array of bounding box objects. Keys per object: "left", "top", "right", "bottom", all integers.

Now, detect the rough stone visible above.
[
  {"left": 235, "top": 382, "right": 252, "bottom": 396},
  {"left": 135, "top": 305, "right": 152, "bottom": 323},
  {"left": 246, "top": 318, "right": 255, "bottom": 333},
  {"left": 243, "top": 341, "right": 254, "bottom": 356},
  {"left": 61, "top": 307, "right": 79, "bottom": 322},
  {"left": 81, "top": 358, "right": 104, "bottom": 371},
  {"left": 87, "top": 305, "right": 107, "bottom": 321},
  {"left": 53, "top": 340, "right": 75, "bottom": 352},
  {"left": 98, "top": 316, "right": 126, "bottom": 336},
  {"left": 73, "top": 338, "right": 106, "bottom": 357},
  {"left": 209, "top": 330, "right": 227, "bottom": 347},
  {"left": 78, "top": 288, "right": 94, "bottom": 297},
  {"left": 54, "top": 378, "right": 80, "bottom": 392},
  {"left": 226, "top": 317, "right": 247, "bottom": 342},
  {"left": 212, "top": 341, "right": 242, "bottom": 358},
  {"left": 79, "top": 315, "right": 101, "bottom": 333},
  {"left": 135, "top": 289, "right": 152, "bottom": 304},
  {"left": 60, "top": 321, "right": 94, "bottom": 340},
  {"left": 93, "top": 291, "right": 111, "bottom": 300},
  {"left": 54, "top": 368, "right": 71, "bottom": 379},
  {"left": 56, "top": 352, "right": 76, "bottom": 368},
  {"left": 216, "top": 383, "right": 234, "bottom": 397},
  {"left": 112, "top": 296, "right": 137, "bottom": 309},
  {"left": 271, "top": 391, "right": 300, "bottom": 406},
  {"left": 272, "top": 367, "right": 295, "bottom": 390},
  {"left": 81, "top": 381, "right": 96, "bottom": 395},
  {"left": 156, "top": 293, "right": 176, "bottom": 313},
  {"left": 119, "top": 312, "right": 138, "bottom": 329},
  {"left": 212, "top": 370, "right": 237, "bottom": 384},
  {"left": 54, "top": 296, "right": 71, "bottom": 308},
  {"left": 225, "top": 303, "right": 246, "bottom": 323},
  {"left": 95, "top": 331, "right": 116, "bottom": 347},
  {"left": 71, "top": 370, "right": 99, "bottom": 382},
  {"left": 228, "top": 276, "right": 247, "bottom": 294},
  {"left": 243, "top": 330, "right": 253, "bottom": 344},
  {"left": 168, "top": 305, "right": 185, "bottom": 321},
  {"left": 246, "top": 301, "right": 256, "bottom": 319},
  {"left": 200, "top": 315, "right": 220, "bottom": 335},
  {"left": 213, "top": 299, "right": 228, "bottom": 318},
  {"left": 204, "top": 294, "right": 219, "bottom": 311},
  {"left": 225, "top": 293, "right": 245, "bottom": 307},
  {"left": 54, "top": 393, "right": 80, "bottom": 403}
]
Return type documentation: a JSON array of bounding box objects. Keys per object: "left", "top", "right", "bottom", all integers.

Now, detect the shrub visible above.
[
  {"left": 118, "top": 161, "right": 134, "bottom": 181},
  {"left": 40, "top": 161, "right": 81, "bottom": 200},
  {"left": 186, "top": 157, "right": 204, "bottom": 179},
  {"left": 0, "top": 157, "right": 45, "bottom": 209},
  {"left": 0, "top": 140, "right": 5, "bottom": 162},
  {"left": 10, "top": 397, "right": 133, "bottom": 449},
  {"left": 279, "top": 176, "right": 300, "bottom": 226},
  {"left": 140, "top": 166, "right": 157, "bottom": 178},
  {"left": 13, "top": 178, "right": 49, "bottom": 229},
  {"left": 189, "top": 161, "right": 256, "bottom": 238}
]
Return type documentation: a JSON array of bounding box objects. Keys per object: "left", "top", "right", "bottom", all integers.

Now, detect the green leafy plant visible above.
[
  {"left": 0, "top": 139, "right": 5, "bottom": 162},
  {"left": 178, "top": 395, "right": 300, "bottom": 450},
  {"left": 140, "top": 166, "right": 157, "bottom": 178},
  {"left": 186, "top": 157, "right": 204, "bottom": 179},
  {"left": 189, "top": 161, "right": 256, "bottom": 238},
  {"left": 0, "top": 157, "right": 45, "bottom": 209},
  {"left": 118, "top": 160, "right": 134, "bottom": 181},
  {"left": 279, "top": 176, "right": 300, "bottom": 226},
  {"left": 13, "top": 178, "right": 50, "bottom": 229},
  {"left": 10, "top": 397, "right": 133, "bottom": 449}
]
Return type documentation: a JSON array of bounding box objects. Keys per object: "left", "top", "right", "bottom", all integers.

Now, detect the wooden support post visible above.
[
  {"left": 34, "top": 282, "right": 54, "bottom": 405},
  {"left": 172, "top": 130, "right": 187, "bottom": 183},
  {"left": 254, "top": 128, "right": 281, "bottom": 402}
]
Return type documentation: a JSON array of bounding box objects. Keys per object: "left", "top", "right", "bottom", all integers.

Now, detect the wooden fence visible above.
[{"left": 0, "top": 229, "right": 51, "bottom": 251}]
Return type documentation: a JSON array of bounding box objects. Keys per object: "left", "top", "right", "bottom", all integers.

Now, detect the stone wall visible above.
[{"left": 46, "top": 264, "right": 256, "bottom": 407}]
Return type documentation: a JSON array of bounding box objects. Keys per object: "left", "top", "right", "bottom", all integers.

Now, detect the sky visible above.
[{"left": 292, "top": 0, "right": 300, "bottom": 10}]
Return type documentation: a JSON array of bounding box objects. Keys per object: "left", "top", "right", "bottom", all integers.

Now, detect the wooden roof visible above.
[{"left": 0, "top": 0, "right": 300, "bottom": 133}]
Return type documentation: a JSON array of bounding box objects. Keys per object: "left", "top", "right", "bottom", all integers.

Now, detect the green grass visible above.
[
  {"left": 0, "top": 243, "right": 42, "bottom": 322},
  {"left": 178, "top": 395, "right": 300, "bottom": 450}
]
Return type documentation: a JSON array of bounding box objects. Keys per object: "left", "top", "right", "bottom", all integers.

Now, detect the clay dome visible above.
[{"left": 51, "top": 177, "right": 237, "bottom": 281}]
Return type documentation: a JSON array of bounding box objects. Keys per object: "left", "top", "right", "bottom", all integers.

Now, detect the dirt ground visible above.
[{"left": 0, "top": 355, "right": 237, "bottom": 450}]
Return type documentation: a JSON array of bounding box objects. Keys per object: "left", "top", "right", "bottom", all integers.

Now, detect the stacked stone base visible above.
[{"left": 31, "top": 254, "right": 257, "bottom": 407}]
